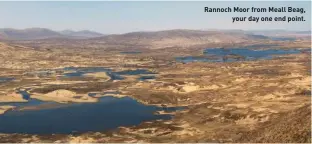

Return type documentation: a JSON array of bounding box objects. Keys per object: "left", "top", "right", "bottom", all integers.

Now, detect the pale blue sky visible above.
[{"left": 0, "top": 1, "right": 310, "bottom": 34}]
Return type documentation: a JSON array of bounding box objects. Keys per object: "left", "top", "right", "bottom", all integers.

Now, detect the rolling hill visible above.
[
  {"left": 0, "top": 28, "right": 272, "bottom": 49},
  {"left": 59, "top": 30, "right": 104, "bottom": 38},
  {"left": 89, "top": 29, "right": 270, "bottom": 48},
  {"left": 0, "top": 28, "right": 104, "bottom": 40}
]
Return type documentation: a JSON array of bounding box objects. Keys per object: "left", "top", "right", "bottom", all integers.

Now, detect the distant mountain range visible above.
[
  {"left": 92, "top": 29, "right": 270, "bottom": 42},
  {"left": 59, "top": 30, "right": 104, "bottom": 38},
  {"left": 1, "top": 28, "right": 309, "bottom": 49},
  {"left": 246, "top": 30, "right": 311, "bottom": 36},
  {"left": 0, "top": 28, "right": 104, "bottom": 40},
  {"left": 81, "top": 29, "right": 271, "bottom": 49},
  {"left": 2, "top": 28, "right": 308, "bottom": 49},
  {"left": 0, "top": 28, "right": 309, "bottom": 41}
]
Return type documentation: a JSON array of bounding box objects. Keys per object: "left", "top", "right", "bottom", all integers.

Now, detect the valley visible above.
[{"left": 0, "top": 29, "right": 310, "bottom": 143}]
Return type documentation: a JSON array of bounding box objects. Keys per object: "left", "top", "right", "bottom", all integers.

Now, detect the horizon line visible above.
[{"left": 0, "top": 27, "right": 311, "bottom": 35}]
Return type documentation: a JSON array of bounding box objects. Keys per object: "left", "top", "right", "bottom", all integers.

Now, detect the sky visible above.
[{"left": 0, "top": 1, "right": 310, "bottom": 34}]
